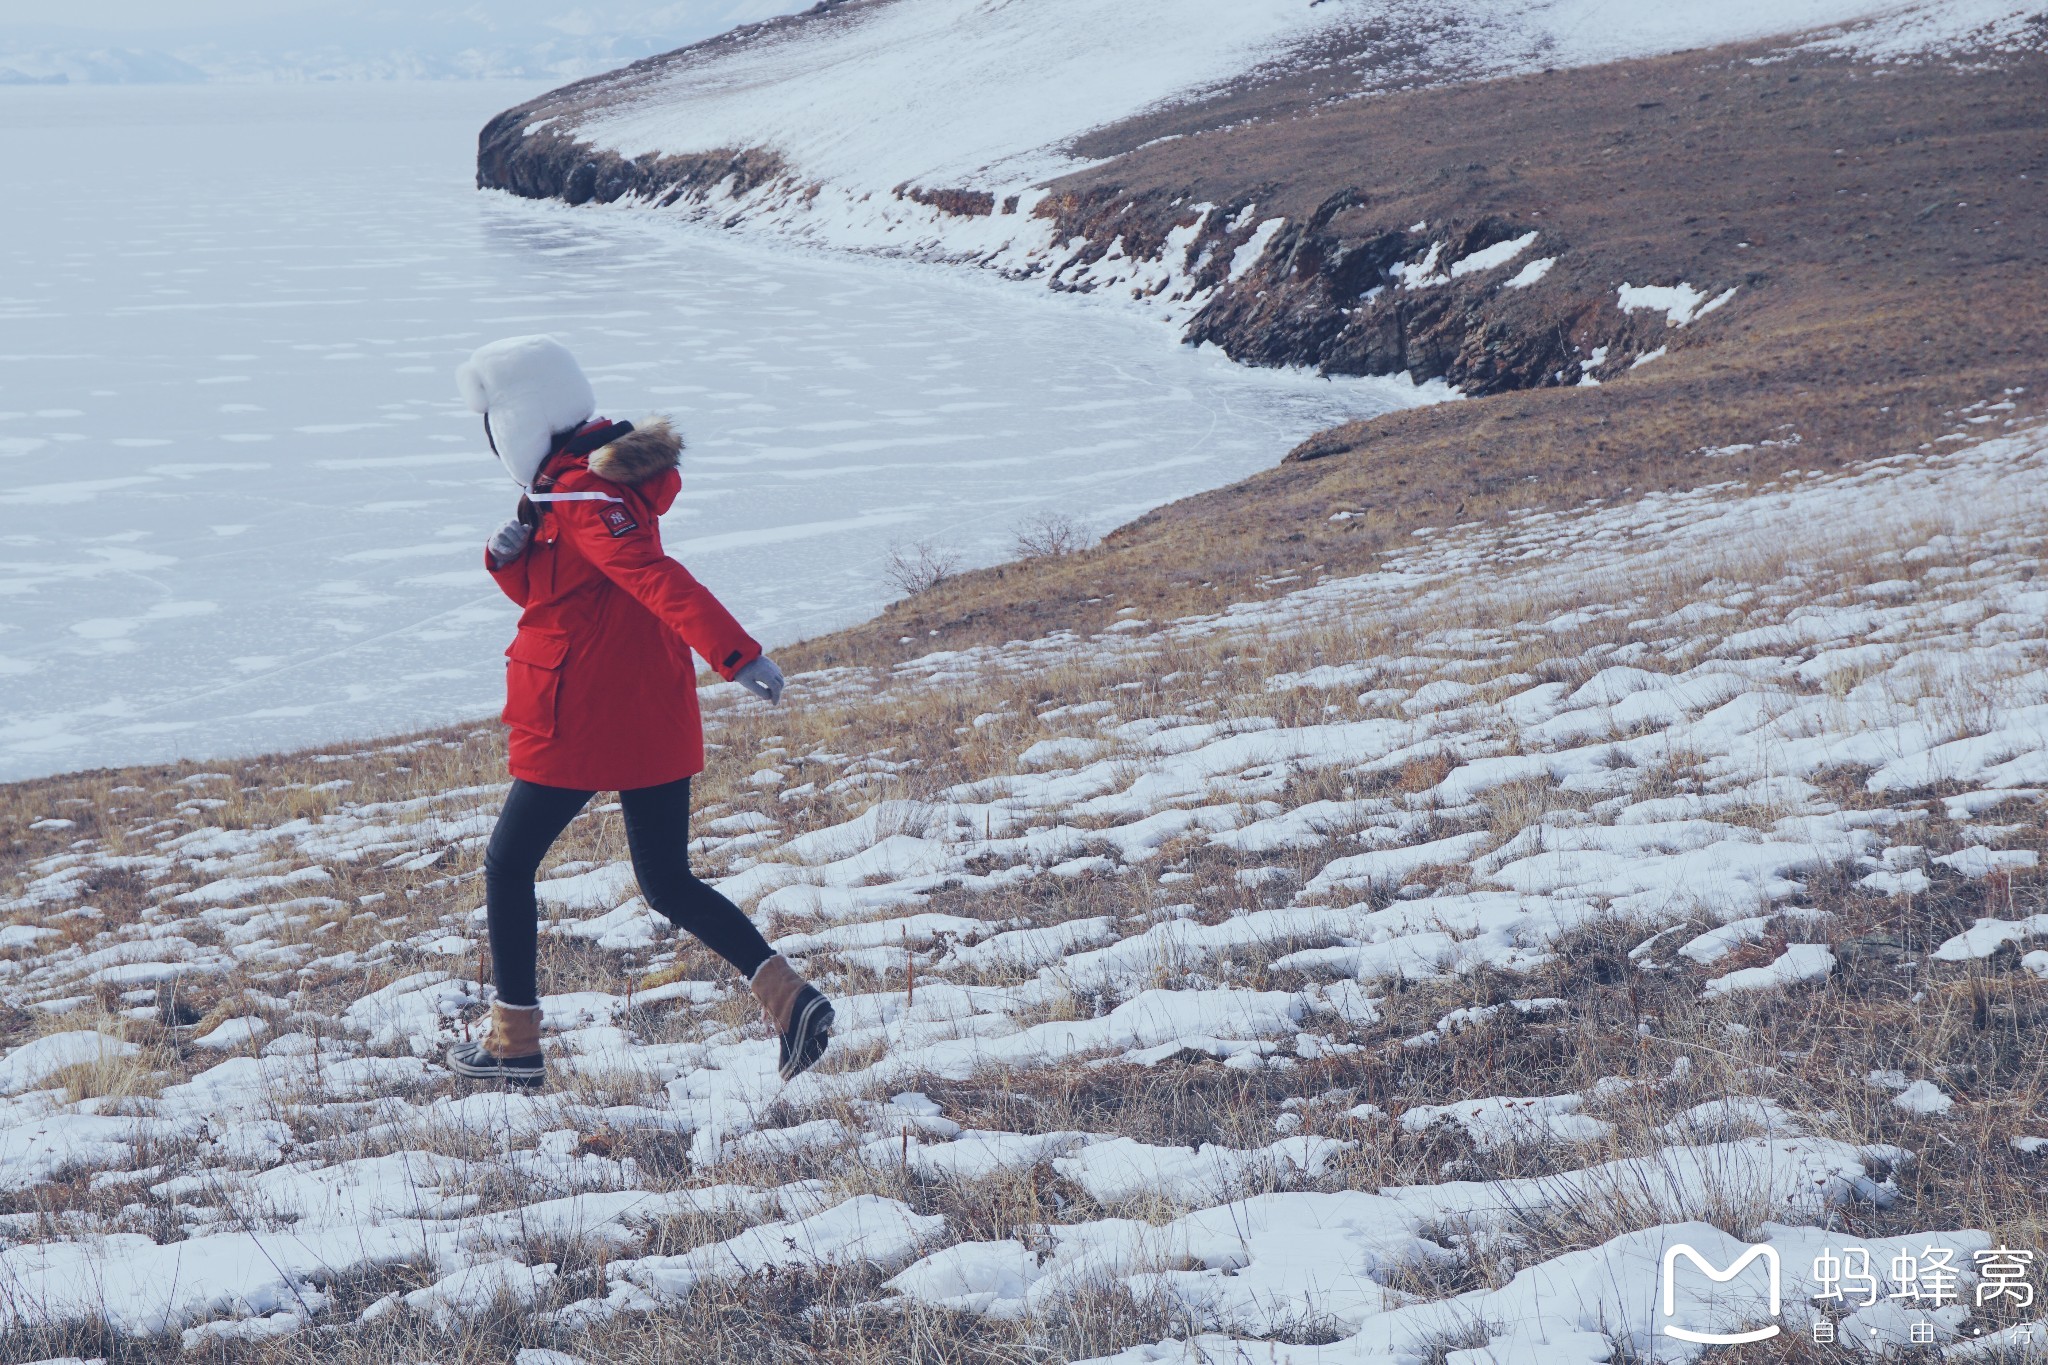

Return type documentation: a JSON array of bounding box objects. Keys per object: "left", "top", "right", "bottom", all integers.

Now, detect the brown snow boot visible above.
[
  {"left": 749, "top": 954, "right": 833, "bottom": 1082},
  {"left": 447, "top": 1001, "right": 544, "bottom": 1086}
]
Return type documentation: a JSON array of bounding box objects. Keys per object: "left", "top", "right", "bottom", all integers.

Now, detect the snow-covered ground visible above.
[
  {"left": 547, "top": 0, "right": 2045, "bottom": 269},
  {"left": 3, "top": 406, "right": 2042, "bottom": 1357},
  {"left": 0, "top": 82, "right": 1432, "bottom": 783}
]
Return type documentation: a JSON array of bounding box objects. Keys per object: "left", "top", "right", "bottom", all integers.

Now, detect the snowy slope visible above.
[
  {"left": 584, "top": 0, "right": 1351, "bottom": 188},
  {"left": 537, "top": 0, "right": 2040, "bottom": 260},
  {"left": 2, "top": 403, "right": 2041, "bottom": 1354}
]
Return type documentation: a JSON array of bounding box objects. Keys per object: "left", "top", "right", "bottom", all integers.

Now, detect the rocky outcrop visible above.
[
  {"left": 1185, "top": 214, "right": 1574, "bottom": 393},
  {"left": 1023, "top": 186, "right": 1684, "bottom": 395},
  {"left": 901, "top": 186, "right": 996, "bottom": 218},
  {"left": 478, "top": 108, "right": 786, "bottom": 209},
  {"left": 473, "top": 0, "right": 864, "bottom": 208}
]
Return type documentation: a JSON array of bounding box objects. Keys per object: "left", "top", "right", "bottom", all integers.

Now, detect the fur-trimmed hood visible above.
[
  {"left": 589, "top": 417, "right": 683, "bottom": 485},
  {"left": 455, "top": 335, "right": 595, "bottom": 488}
]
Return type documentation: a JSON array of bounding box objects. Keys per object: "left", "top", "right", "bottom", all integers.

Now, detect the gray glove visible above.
[
  {"left": 735, "top": 655, "right": 785, "bottom": 704},
  {"left": 487, "top": 518, "right": 531, "bottom": 567}
]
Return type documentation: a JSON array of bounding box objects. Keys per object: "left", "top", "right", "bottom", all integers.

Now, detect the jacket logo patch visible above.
[{"left": 601, "top": 506, "right": 638, "bottom": 537}]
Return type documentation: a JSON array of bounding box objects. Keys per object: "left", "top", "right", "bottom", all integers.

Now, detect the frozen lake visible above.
[{"left": 0, "top": 82, "right": 1428, "bottom": 783}]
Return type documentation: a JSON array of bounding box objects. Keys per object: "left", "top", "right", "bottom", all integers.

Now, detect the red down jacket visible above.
[{"left": 487, "top": 425, "right": 759, "bottom": 791}]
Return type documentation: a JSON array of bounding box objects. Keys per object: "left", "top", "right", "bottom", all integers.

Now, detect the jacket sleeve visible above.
[
  {"left": 554, "top": 477, "right": 761, "bottom": 679},
  {"left": 486, "top": 547, "right": 532, "bottom": 606}
]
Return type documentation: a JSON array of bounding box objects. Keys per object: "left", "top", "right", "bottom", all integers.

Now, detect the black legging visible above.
[{"left": 483, "top": 775, "right": 775, "bottom": 1007}]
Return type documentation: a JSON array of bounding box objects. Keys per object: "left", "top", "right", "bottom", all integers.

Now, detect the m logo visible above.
[{"left": 1661, "top": 1243, "right": 1782, "bottom": 1345}]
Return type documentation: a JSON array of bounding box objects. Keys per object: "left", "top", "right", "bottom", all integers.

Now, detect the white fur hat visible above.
[{"left": 455, "top": 335, "right": 596, "bottom": 487}]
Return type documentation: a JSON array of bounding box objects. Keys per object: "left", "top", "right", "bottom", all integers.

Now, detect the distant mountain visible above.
[
  {"left": 0, "top": 1, "right": 809, "bottom": 83},
  {"left": 0, "top": 47, "right": 207, "bottom": 84}
]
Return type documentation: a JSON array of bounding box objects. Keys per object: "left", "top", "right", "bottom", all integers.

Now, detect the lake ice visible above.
[{"left": 0, "top": 82, "right": 1432, "bottom": 782}]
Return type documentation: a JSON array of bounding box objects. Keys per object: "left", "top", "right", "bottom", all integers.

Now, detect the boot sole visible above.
[{"left": 447, "top": 1045, "right": 545, "bottom": 1086}]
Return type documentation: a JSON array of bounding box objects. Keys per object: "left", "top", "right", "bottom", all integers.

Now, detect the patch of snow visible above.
[
  {"left": 616, "top": 1195, "right": 942, "bottom": 1299},
  {"left": 1019, "top": 737, "right": 1109, "bottom": 769},
  {"left": 1400, "top": 1092, "right": 1612, "bottom": 1150},
  {"left": 1933, "top": 846, "right": 2038, "bottom": 878},
  {"left": 1701, "top": 944, "right": 1836, "bottom": 998},
  {"left": 1449, "top": 231, "right": 1538, "bottom": 277},
  {"left": 1616, "top": 282, "right": 1736, "bottom": 327},
  {"left": 1891, "top": 1079, "right": 1954, "bottom": 1116},
  {"left": 1053, "top": 1134, "right": 1352, "bottom": 1204},
  {"left": 0, "top": 1031, "right": 140, "bottom": 1095}
]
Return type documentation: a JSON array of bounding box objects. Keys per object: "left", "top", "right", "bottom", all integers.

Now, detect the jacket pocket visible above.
[{"left": 503, "top": 629, "right": 570, "bottom": 739}]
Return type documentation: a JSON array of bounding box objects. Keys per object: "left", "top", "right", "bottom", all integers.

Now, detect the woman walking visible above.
[{"left": 445, "top": 335, "right": 831, "bottom": 1087}]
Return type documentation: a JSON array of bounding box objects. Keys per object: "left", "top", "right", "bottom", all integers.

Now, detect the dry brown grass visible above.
[
  {"left": 5, "top": 398, "right": 2048, "bottom": 1360},
  {"left": 764, "top": 43, "right": 2048, "bottom": 678},
  {"left": 4, "top": 651, "right": 2047, "bottom": 1355}
]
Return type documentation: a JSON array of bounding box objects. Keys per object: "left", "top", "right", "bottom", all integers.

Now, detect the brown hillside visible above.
[{"left": 791, "top": 41, "right": 2047, "bottom": 671}]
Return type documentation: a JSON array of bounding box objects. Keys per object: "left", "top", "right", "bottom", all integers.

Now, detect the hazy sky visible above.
[
  {"left": 0, "top": 1, "right": 811, "bottom": 42},
  {"left": 0, "top": 1, "right": 335, "bottom": 30},
  {"left": 0, "top": 1, "right": 803, "bottom": 30},
  {"left": 0, "top": 1, "right": 813, "bottom": 77}
]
